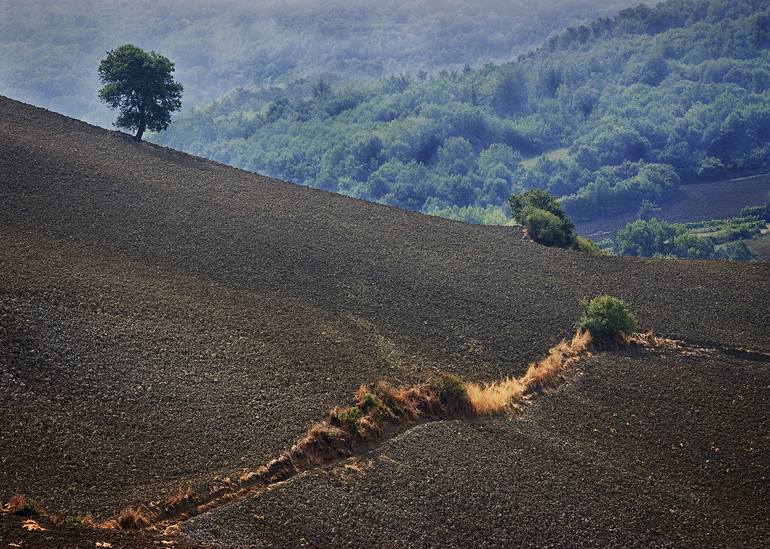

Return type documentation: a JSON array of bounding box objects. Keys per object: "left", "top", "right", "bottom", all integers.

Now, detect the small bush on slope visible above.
[
  {"left": 509, "top": 189, "right": 578, "bottom": 248},
  {"left": 575, "top": 236, "right": 602, "bottom": 255},
  {"left": 333, "top": 405, "right": 363, "bottom": 433},
  {"left": 433, "top": 373, "right": 469, "bottom": 412},
  {"left": 523, "top": 208, "right": 575, "bottom": 247},
  {"left": 577, "top": 295, "right": 638, "bottom": 341}
]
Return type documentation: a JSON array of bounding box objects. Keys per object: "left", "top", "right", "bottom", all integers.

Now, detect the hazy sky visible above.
[{"left": 0, "top": 0, "right": 651, "bottom": 125}]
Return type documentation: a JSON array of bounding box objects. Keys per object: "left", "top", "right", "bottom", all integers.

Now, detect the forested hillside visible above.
[
  {"left": 0, "top": 0, "right": 641, "bottom": 126},
  {"left": 157, "top": 0, "right": 770, "bottom": 224}
]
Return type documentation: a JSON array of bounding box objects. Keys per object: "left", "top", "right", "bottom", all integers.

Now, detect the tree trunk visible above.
[{"left": 135, "top": 122, "right": 145, "bottom": 141}]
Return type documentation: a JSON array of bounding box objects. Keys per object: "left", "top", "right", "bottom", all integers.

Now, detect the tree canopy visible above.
[
  {"left": 98, "top": 44, "right": 183, "bottom": 140},
  {"left": 509, "top": 190, "right": 578, "bottom": 248},
  {"left": 156, "top": 0, "right": 770, "bottom": 224}
]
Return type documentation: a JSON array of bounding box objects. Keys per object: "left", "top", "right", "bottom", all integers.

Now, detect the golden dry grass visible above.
[
  {"left": 6, "top": 494, "right": 26, "bottom": 514},
  {"left": 521, "top": 330, "right": 592, "bottom": 393},
  {"left": 467, "top": 330, "right": 594, "bottom": 412},
  {"left": 466, "top": 378, "right": 524, "bottom": 414},
  {"left": 165, "top": 485, "right": 195, "bottom": 508},
  {"left": 21, "top": 518, "right": 46, "bottom": 531},
  {"left": 629, "top": 330, "right": 680, "bottom": 349},
  {"left": 97, "top": 328, "right": 634, "bottom": 531}
]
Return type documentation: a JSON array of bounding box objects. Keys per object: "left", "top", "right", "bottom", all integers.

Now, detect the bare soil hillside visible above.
[
  {"left": 1, "top": 96, "right": 768, "bottom": 547},
  {"left": 185, "top": 348, "right": 770, "bottom": 548}
]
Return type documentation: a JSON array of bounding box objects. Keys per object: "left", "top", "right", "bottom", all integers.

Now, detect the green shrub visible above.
[
  {"left": 509, "top": 190, "right": 578, "bottom": 248},
  {"left": 433, "top": 373, "right": 468, "bottom": 410},
  {"left": 574, "top": 235, "right": 602, "bottom": 254},
  {"left": 523, "top": 208, "right": 575, "bottom": 247},
  {"left": 509, "top": 189, "right": 571, "bottom": 223},
  {"left": 577, "top": 295, "right": 638, "bottom": 340},
  {"left": 359, "top": 391, "right": 380, "bottom": 412},
  {"left": 335, "top": 405, "right": 362, "bottom": 432}
]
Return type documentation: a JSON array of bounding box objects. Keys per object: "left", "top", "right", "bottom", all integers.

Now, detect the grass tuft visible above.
[
  {"left": 116, "top": 507, "right": 150, "bottom": 529},
  {"left": 466, "top": 378, "right": 524, "bottom": 414},
  {"left": 521, "top": 330, "right": 592, "bottom": 393},
  {"left": 65, "top": 513, "right": 95, "bottom": 527},
  {"left": 355, "top": 387, "right": 381, "bottom": 412},
  {"left": 6, "top": 494, "right": 44, "bottom": 518},
  {"left": 164, "top": 485, "right": 196, "bottom": 511},
  {"left": 333, "top": 405, "right": 363, "bottom": 433}
]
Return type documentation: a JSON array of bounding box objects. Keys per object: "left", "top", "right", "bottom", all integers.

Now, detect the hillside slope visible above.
[
  {"left": 186, "top": 350, "right": 770, "bottom": 548},
  {"left": 1, "top": 96, "right": 769, "bottom": 546}
]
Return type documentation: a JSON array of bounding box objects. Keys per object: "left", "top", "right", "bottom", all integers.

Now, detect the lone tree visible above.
[{"left": 98, "top": 44, "right": 183, "bottom": 141}]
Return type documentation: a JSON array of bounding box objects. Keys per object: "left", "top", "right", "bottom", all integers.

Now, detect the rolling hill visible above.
[{"left": 1, "top": 96, "right": 769, "bottom": 547}]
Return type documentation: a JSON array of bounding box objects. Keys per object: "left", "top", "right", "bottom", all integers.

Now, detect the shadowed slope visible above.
[{"left": 1, "top": 95, "right": 769, "bottom": 522}]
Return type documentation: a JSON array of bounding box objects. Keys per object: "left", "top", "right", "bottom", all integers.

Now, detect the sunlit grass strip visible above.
[{"left": 97, "top": 329, "right": 656, "bottom": 530}]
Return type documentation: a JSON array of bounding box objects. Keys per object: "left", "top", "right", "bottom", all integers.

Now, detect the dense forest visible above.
[
  {"left": 0, "top": 0, "right": 642, "bottom": 126},
  {"left": 157, "top": 0, "right": 770, "bottom": 224}
]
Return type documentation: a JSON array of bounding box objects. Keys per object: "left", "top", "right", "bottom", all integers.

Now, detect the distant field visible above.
[
  {"left": 521, "top": 147, "right": 571, "bottom": 169},
  {"left": 576, "top": 174, "right": 770, "bottom": 240},
  {"left": 748, "top": 230, "right": 770, "bottom": 261}
]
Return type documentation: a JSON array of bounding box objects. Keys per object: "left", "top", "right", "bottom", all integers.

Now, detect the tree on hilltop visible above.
[{"left": 98, "top": 44, "right": 183, "bottom": 141}]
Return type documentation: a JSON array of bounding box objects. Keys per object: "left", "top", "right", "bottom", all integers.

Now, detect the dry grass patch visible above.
[
  {"left": 5, "top": 494, "right": 44, "bottom": 518},
  {"left": 521, "top": 330, "right": 593, "bottom": 393},
  {"left": 165, "top": 485, "right": 195, "bottom": 508},
  {"left": 466, "top": 378, "right": 524, "bottom": 414},
  {"left": 99, "top": 325, "right": 653, "bottom": 531},
  {"left": 115, "top": 507, "right": 150, "bottom": 529}
]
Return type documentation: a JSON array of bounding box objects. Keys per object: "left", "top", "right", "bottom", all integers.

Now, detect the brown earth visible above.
[
  {"left": 184, "top": 348, "right": 770, "bottom": 548},
  {"left": 1, "top": 95, "right": 769, "bottom": 547},
  {"left": 575, "top": 174, "right": 770, "bottom": 240}
]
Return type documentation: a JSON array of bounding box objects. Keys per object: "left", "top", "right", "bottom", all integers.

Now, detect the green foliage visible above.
[
  {"left": 335, "top": 406, "right": 363, "bottom": 433},
  {"left": 578, "top": 295, "right": 638, "bottom": 340},
  {"left": 509, "top": 190, "right": 578, "bottom": 248},
  {"left": 149, "top": 0, "right": 770, "bottom": 225},
  {"left": 358, "top": 392, "right": 380, "bottom": 413},
  {"left": 613, "top": 218, "right": 713, "bottom": 258},
  {"left": 637, "top": 199, "right": 661, "bottom": 220},
  {"left": 561, "top": 163, "right": 680, "bottom": 221},
  {"left": 509, "top": 189, "right": 569, "bottom": 223},
  {"left": 740, "top": 192, "right": 770, "bottom": 221},
  {"left": 610, "top": 215, "right": 763, "bottom": 260},
  {"left": 575, "top": 236, "right": 602, "bottom": 254},
  {"left": 98, "top": 44, "right": 182, "bottom": 140},
  {"left": 716, "top": 241, "right": 759, "bottom": 261},
  {"left": 523, "top": 208, "right": 573, "bottom": 247},
  {"left": 433, "top": 374, "right": 469, "bottom": 410}
]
